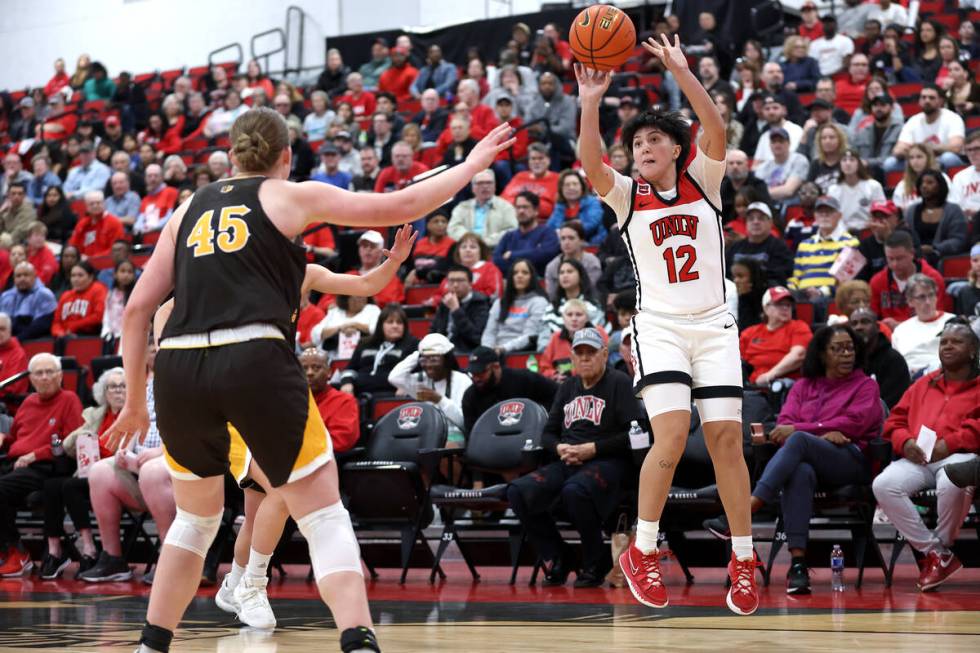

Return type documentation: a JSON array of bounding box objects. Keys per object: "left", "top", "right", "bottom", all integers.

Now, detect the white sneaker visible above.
[
  {"left": 215, "top": 573, "right": 241, "bottom": 614},
  {"left": 234, "top": 575, "right": 277, "bottom": 630}
]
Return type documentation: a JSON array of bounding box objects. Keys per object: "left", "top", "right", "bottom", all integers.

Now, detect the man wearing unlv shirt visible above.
[{"left": 506, "top": 328, "right": 644, "bottom": 589}]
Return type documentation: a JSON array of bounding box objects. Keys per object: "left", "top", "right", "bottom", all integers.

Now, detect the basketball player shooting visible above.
[{"left": 576, "top": 34, "right": 759, "bottom": 615}]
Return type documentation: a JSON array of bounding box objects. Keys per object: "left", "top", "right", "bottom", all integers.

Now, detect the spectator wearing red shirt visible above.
[
  {"left": 834, "top": 53, "right": 871, "bottom": 115},
  {"left": 337, "top": 72, "right": 377, "bottom": 130},
  {"left": 798, "top": 2, "right": 824, "bottom": 42},
  {"left": 157, "top": 95, "right": 186, "bottom": 155},
  {"left": 303, "top": 223, "right": 337, "bottom": 263},
  {"left": 317, "top": 230, "right": 405, "bottom": 310},
  {"left": 432, "top": 232, "right": 504, "bottom": 305},
  {"left": 502, "top": 143, "right": 560, "bottom": 219},
  {"left": 0, "top": 313, "right": 28, "bottom": 397},
  {"left": 0, "top": 352, "right": 84, "bottom": 576},
  {"left": 51, "top": 261, "right": 106, "bottom": 337},
  {"left": 543, "top": 23, "right": 574, "bottom": 73},
  {"left": 297, "top": 293, "right": 325, "bottom": 349},
  {"left": 405, "top": 210, "right": 455, "bottom": 285},
  {"left": 301, "top": 348, "right": 360, "bottom": 453},
  {"left": 870, "top": 231, "right": 947, "bottom": 330},
  {"left": 491, "top": 96, "right": 528, "bottom": 187},
  {"left": 39, "top": 94, "right": 77, "bottom": 142},
  {"left": 134, "top": 164, "right": 178, "bottom": 235},
  {"left": 26, "top": 223, "right": 58, "bottom": 285},
  {"left": 44, "top": 58, "right": 71, "bottom": 98},
  {"left": 374, "top": 141, "right": 429, "bottom": 193},
  {"left": 378, "top": 46, "right": 418, "bottom": 104},
  {"left": 68, "top": 191, "right": 125, "bottom": 259},
  {"left": 739, "top": 287, "right": 813, "bottom": 385},
  {"left": 457, "top": 79, "right": 499, "bottom": 138}
]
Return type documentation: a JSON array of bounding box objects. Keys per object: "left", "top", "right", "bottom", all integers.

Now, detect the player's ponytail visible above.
[{"left": 229, "top": 107, "right": 288, "bottom": 173}]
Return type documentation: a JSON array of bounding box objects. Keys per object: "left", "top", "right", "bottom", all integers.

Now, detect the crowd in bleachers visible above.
[{"left": 0, "top": 0, "right": 979, "bottom": 594}]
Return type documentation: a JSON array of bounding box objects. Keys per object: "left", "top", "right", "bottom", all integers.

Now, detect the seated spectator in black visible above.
[
  {"left": 506, "top": 328, "right": 644, "bottom": 588},
  {"left": 857, "top": 200, "right": 920, "bottom": 282},
  {"left": 287, "top": 123, "right": 316, "bottom": 182},
  {"left": 0, "top": 262, "right": 56, "bottom": 339},
  {"left": 493, "top": 191, "right": 560, "bottom": 276},
  {"left": 538, "top": 259, "right": 605, "bottom": 350},
  {"left": 730, "top": 258, "right": 766, "bottom": 331},
  {"left": 0, "top": 353, "right": 84, "bottom": 577},
  {"left": 48, "top": 245, "right": 79, "bottom": 298},
  {"left": 441, "top": 116, "right": 478, "bottom": 168},
  {"left": 350, "top": 145, "right": 380, "bottom": 192},
  {"left": 539, "top": 299, "right": 608, "bottom": 381},
  {"left": 544, "top": 221, "right": 602, "bottom": 296},
  {"left": 726, "top": 202, "right": 793, "bottom": 287},
  {"left": 806, "top": 123, "right": 848, "bottom": 194},
  {"left": 721, "top": 149, "right": 772, "bottom": 224},
  {"left": 606, "top": 289, "right": 636, "bottom": 370},
  {"left": 705, "top": 325, "right": 883, "bottom": 595},
  {"left": 404, "top": 210, "right": 454, "bottom": 286},
  {"left": 337, "top": 303, "right": 415, "bottom": 396},
  {"left": 462, "top": 346, "right": 558, "bottom": 435},
  {"left": 849, "top": 307, "right": 910, "bottom": 408},
  {"left": 0, "top": 313, "right": 28, "bottom": 399},
  {"left": 870, "top": 230, "right": 946, "bottom": 330},
  {"left": 956, "top": 243, "right": 980, "bottom": 317},
  {"left": 481, "top": 258, "right": 550, "bottom": 355},
  {"left": 871, "top": 28, "right": 920, "bottom": 83},
  {"left": 597, "top": 249, "right": 636, "bottom": 312},
  {"left": 38, "top": 367, "right": 125, "bottom": 579},
  {"left": 904, "top": 170, "right": 969, "bottom": 265},
  {"left": 411, "top": 89, "right": 449, "bottom": 143},
  {"left": 316, "top": 48, "right": 351, "bottom": 99},
  {"left": 431, "top": 264, "right": 490, "bottom": 354},
  {"left": 739, "top": 287, "right": 812, "bottom": 386},
  {"left": 389, "top": 333, "right": 472, "bottom": 447}
]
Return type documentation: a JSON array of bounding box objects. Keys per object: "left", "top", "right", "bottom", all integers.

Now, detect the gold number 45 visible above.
[{"left": 186, "top": 205, "right": 251, "bottom": 257}]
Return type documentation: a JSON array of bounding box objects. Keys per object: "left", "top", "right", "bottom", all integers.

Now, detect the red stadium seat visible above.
[
  {"left": 899, "top": 101, "right": 920, "bottom": 118},
  {"left": 795, "top": 302, "right": 814, "bottom": 325},
  {"left": 160, "top": 68, "right": 184, "bottom": 89},
  {"left": 88, "top": 255, "right": 114, "bottom": 270},
  {"left": 63, "top": 336, "right": 105, "bottom": 371},
  {"left": 133, "top": 72, "right": 156, "bottom": 86},
  {"left": 408, "top": 318, "right": 429, "bottom": 339},
  {"left": 885, "top": 171, "right": 904, "bottom": 191},
  {"left": 505, "top": 351, "right": 532, "bottom": 369},
  {"left": 455, "top": 354, "right": 469, "bottom": 369},
  {"left": 967, "top": 116, "right": 980, "bottom": 130},
  {"left": 330, "top": 358, "right": 348, "bottom": 377},
  {"left": 372, "top": 397, "right": 410, "bottom": 421},
  {"left": 141, "top": 230, "right": 162, "bottom": 247},
  {"left": 889, "top": 82, "right": 922, "bottom": 100},
  {"left": 405, "top": 285, "right": 439, "bottom": 305},
  {"left": 131, "top": 252, "right": 152, "bottom": 267},
  {"left": 939, "top": 255, "right": 970, "bottom": 279},
  {"left": 21, "top": 338, "right": 55, "bottom": 361},
  {"left": 930, "top": 14, "right": 959, "bottom": 33}
]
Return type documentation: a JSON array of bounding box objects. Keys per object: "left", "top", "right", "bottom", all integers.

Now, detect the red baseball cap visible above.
[
  {"left": 762, "top": 286, "right": 794, "bottom": 308},
  {"left": 870, "top": 200, "right": 898, "bottom": 216},
  {"left": 105, "top": 115, "right": 120, "bottom": 127}
]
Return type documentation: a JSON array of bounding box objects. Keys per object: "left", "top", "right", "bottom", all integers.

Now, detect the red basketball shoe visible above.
[
  {"left": 619, "top": 542, "right": 669, "bottom": 608},
  {"left": 726, "top": 552, "right": 760, "bottom": 615}
]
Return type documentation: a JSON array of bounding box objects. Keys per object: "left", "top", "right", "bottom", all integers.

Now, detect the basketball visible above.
[{"left": 569, "top": 4, "right": 636, "bottom": 71}]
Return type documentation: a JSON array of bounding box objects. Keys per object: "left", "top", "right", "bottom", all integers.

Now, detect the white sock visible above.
[
  {"left": 635, "top": 519, "right": 659, "bottom": 555},
  {"left": 246, "top": 547, "right": 272, "bottom": 579},
  {"left": 227, "top": 561, "right": 245, "bottom": 588},
  {"left": 732, "top": 535, "right": 754, "bottom": 561}
]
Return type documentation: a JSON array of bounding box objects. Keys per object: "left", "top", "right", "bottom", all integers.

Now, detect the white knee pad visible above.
[
  {"left": 296, "top": 501, "right": 363, "bottom": 582},
  {"left": 164, "top": 508, "right": 223, "bottom": 558},
  {"left": 695, "top": 396, "right": 743, "bottom": 423}
]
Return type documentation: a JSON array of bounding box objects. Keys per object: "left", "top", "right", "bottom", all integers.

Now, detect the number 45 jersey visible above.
[
  {"left": 600, "top": 148, "right": 728, "bottom": 316},
  {"left": 162, "top": 177, "right": 307, "bottom": 342}
]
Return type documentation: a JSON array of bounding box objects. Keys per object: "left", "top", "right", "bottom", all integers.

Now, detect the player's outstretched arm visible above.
[
  {"left": 303, "top": 225, "right": 418, "bottom": 296},
  {"left": 292, "top": 123, "right": 516, "bottom": 229},
  {"left": 642, "top": 34, "right": 726, "bottom": 161},
  {"left": 575, "top": 64, "right": 615, "bottom": 197}
]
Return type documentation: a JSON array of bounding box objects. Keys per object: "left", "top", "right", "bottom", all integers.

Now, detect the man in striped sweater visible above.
[{"left": 788, "top": 196, "right": 859, "bottom": 320}]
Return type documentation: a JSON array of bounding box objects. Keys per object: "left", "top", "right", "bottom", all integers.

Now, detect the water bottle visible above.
[
  {"left": 526, "top": 354, "right": 538, "bottom": 373},
  {"left": 51, "top": 434, "right": 65, "bottom": 457},
  {"left": 628, "top": 420, "right": 647, "bottom": 450},
  {"left": 523, "top": 438, "right": 534, "bottom": 451},
  {"left": 831, "top": 544, "right": 845, "bottom": 592}
]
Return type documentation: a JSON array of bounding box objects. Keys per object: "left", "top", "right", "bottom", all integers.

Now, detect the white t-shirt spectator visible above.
[
  {"left": 896, "top": 109, "right": 966, "bottom": 152},
  {"left": 808, "top": 34, "right": 855, "bottom": 76},
  {"left": 891, "top": 311, "right": 955, "bottom": 375},
  {"left": 753, "top": 121, "right": 804, "bottom": 166},
  {"left": 828, "top": 178, "right": 886, "bottom": 232},
  {"left": 311, "top": 303, "right": 381, "bottom": 358},
  {"left": 950, "top": 165, "right": 980, "bottom": 216},
  {"left": 755, "top": 152, "right": 809, "bottom": 189},
  {"left": 869, "top": 3, "right": 910, "bottom": 28}
]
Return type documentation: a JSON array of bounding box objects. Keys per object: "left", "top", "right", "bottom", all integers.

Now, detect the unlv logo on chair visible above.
[
  {"left": 497, "top": 401, "right": 525, "bottom": 426},
  {"left": 397, "top": 405, "right": 423, "bottom": 430}
]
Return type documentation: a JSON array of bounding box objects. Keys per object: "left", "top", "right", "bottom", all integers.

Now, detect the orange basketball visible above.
[{"left": 569, "top": 4, "right": 636, "bottom": 71}]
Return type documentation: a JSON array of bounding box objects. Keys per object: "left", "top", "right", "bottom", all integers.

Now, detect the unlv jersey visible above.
[{"left": 600, "top": 148, "right": 727, "bottom": 316}]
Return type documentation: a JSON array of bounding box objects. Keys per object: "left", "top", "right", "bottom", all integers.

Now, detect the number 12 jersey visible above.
[{"left": 600, "top": 148, "right": 728, "bottom": 316}]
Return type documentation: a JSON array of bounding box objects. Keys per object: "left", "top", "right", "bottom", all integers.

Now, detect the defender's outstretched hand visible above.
[
  {"left": 642, "top": 34, "right": 689, "bottom": 74},
  {"left": 465, "top": 122, "right": 518, "bottom": 170},
  {"left": 104, "top": 402, "right": 150, "bottom": 453},
  {"left": 574, "top": 63, "right": 612, "bottom": 103},
  {"left": 382, "top": 225, "right": 419, "bottom": 264}
]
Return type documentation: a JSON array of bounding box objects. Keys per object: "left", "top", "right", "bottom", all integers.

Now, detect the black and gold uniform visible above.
[{"left": 154, "top": 177, "right": 332, "bottom": 487}]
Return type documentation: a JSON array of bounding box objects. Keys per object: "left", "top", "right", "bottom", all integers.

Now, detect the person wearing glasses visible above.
[
  {"left": 890, "top": 274, "right": 956, "bottom": 377},
  {"left": 704, "top": 324, "right": 883, "bottom": 595}
]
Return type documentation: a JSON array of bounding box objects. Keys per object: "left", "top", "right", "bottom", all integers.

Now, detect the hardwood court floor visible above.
[{"left": 2, "top": 561, "right": 979, "bottom": 652}]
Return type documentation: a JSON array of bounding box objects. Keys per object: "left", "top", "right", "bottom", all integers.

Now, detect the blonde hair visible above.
[
  {"left": 815, "top": 123, "right": 849, "bottom": 164},
  {"left": 562, "top": 298, "right": 588, "bottom": 315},
  {"left": 783, "top": 35, "right": 806, "bottom": 57},
  {"left": 230, "top": 107, "right": 288, "bottom": 173},
  {"left": 901, "top": 142, "right": 940, "bottom": 199}
]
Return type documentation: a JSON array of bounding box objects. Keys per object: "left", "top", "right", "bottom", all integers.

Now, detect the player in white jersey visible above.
[{"left": 576, "top": 35, "right": 759, "bottom": 616}]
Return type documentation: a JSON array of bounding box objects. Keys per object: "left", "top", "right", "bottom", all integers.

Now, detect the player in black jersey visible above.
[{"left": 105, "top": 108, "right": 515, "bottom": 653}]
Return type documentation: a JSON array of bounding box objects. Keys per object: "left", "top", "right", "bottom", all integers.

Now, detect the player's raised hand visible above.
[
  {"left": 642, "top": 34, "right": 689, "bottom": 74},
  {"left": 383, "top": 225, "right": 419, "bottom": 264},
  {"left": 465, "top": 122, "right": 518, "bottom": 170},
  {"left": 574, "top": 63, "right": 612, "bottom": 103}
]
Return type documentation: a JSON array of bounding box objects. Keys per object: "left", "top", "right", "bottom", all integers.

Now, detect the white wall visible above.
[{"left": 0, "top": 0, "right": 556, "bottom": 91}]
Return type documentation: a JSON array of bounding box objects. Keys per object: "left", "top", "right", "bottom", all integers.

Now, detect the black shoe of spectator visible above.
[
  {"left": 78, "top": 554, "right": 97, "bottom": 575},
  {"left": 786, "top": 561, "right": 811, "bottom": 595},
  {"left": 39, "top": 553, "right": 71, "bottom": 580},
  {"left": 703, "top": 515, "right": 731, "bottom": 540},
  {"left": 573, "top": 567, "right": 605, "bottom": 588},
  {"left": 79, "top": 551, "right": 133, "bottom": 583},
  {"left": 541, "top": 555, "right": 575, "bottom": 587},
  {"left": 944, "top": 458, "right": 980, "bottom": 489},
  {"left": 142, "top": 568, "right": 155, "bottom": 586}
]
